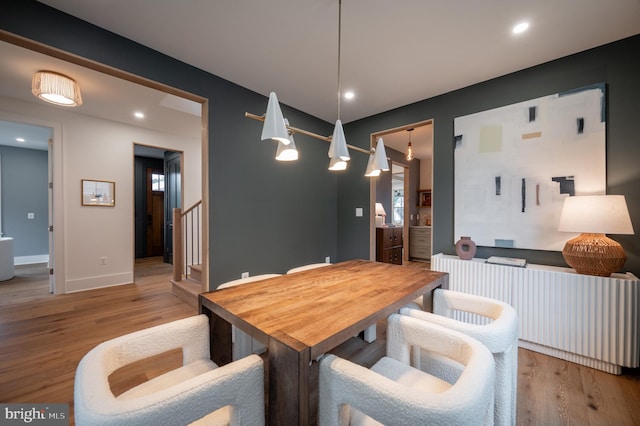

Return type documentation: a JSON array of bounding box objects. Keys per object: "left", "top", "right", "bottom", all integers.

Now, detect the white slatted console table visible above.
[{"left": 432, "top": 253, "right": 639, "bottom": 374}]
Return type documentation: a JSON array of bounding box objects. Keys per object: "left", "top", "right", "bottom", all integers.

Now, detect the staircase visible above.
[
  {"left": 170, "top": 201, "right": 204, "bottom": 310},
  {"left": 171, "top": 264, "right": 201, "bottom": 310}
]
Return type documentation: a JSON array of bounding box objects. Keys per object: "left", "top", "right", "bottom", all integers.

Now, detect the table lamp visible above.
[
  {"left": 375, "top": 203, "right": 386, "bottom": 227},
  {"left": 558, "top": 195, "right": 634, "bottom": 276}
]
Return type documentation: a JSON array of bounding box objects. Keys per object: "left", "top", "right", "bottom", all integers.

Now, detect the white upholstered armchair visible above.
[
  {"left": 400, "top": 288, "right": 518, "bottom": 426},
  {"left": 217, "top": 274, "right": 281, "bottom": 360},
  {"left": 74, "top": 315, "right": 264, "bottom": 426},
  {"left": 319, "top": 313, "right": 495, "bottom": 426}
]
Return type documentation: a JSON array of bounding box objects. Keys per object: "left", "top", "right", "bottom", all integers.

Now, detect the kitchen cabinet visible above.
[{"left": 409, "top": 226, "right": 431, "bottom": 260}]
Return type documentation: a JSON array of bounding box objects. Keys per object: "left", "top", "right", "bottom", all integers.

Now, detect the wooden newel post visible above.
[{"left": 173, "top": 207, "right": 183, "bottom": 282}]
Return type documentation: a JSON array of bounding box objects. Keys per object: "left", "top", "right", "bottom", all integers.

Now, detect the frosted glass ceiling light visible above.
[
  {"left": 261, "top": 92, "right": 290, "bottom": 144},
  {"left": 32, "top": 71, "right": 82, "bottom": 107}
]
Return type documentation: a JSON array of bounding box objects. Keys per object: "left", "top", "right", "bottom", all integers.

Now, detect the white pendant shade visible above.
[
  {"left": 328, "top": 119, "right": 350, "bottom": 161},
  {"left": 261, "top": 92, "right": 290, "bottom": 144},
  {"left": 328, "top": 156, "right": 348, "bottom": 171},
  {"left": 32, "top": 71, "right": 82, "bottom": 107},
  {"left": 364, "top": 150, "right": 381, "bottom": 177},
  {"left": 276, "top": 120, "right": 298, "bottom": 161},
  {"left": 372, "top": 137, "right": 390, "bottom": 171}
]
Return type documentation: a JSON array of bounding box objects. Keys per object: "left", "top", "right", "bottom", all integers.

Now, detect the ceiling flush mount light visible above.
[
  {"left": 32, "top": 71, "right": 82, "bottom": 107},
  {"left": 558, "top": 195, "right": 634, "bottom": 277},
  {"left": 244, "top": 0, "right": 388, "bottom": 177},
  {"left": 406, "top": 128, "right": 415, "bottom": 161},
  {"left": 512, "top": 22, "right": 529, "bottom": 34}
]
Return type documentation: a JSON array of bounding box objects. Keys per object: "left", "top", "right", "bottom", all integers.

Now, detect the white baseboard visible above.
[{"left": 14, "top": 255, "right": 49, "bottom": 266}]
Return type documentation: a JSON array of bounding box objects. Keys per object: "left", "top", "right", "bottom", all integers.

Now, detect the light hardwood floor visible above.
[{"left": 1, "top": 258, "right": 638, "bottom": 425}]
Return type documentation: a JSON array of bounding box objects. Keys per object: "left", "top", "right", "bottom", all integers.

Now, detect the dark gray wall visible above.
[
  {"left": 0, "top": 145, "right": 48, "bottom": 257},
  {"left": 341, "top": 35, "right": 640, "bottom": 276},
  {"left": 5, "top": 2, "right": 638, "bottom": 279},
  {"left": 3, "top": 1, "right": 337, "bottom": 286}
]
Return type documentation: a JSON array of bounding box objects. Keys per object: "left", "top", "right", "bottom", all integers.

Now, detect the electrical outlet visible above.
[
  {"left": 325, "top": 256, "right": 331, "bottom": 263},
  {"left": 27, "top": 212, "right": 35, "bottom": 219},
  {"left": 241, "top": 272, "right": 249, "bottom": 278}
]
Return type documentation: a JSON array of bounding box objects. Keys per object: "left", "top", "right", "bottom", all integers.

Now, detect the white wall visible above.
[{"left": 0, "top": 97, "right": 201, "bottom": 293}]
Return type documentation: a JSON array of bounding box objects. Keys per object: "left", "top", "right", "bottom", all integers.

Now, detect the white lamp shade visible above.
[
  {"left": 32, "top": 71, "right": 82, "bottom": 107},
  {"left": 261, "top": 92, "right": 290, "bottom": 144},
  {"left": 328, "top": 156, "right": 347, "bottom": 171},
  {"left": 373, "top": 137, "right": 390, "bottom": 171},
  {"left": 375, "top": 203, "right": 386, "bottom": 216},
  {"left": 558, "top": 195, "right": 634, "bottom": 235},
  {"left": 328, "top": 119, "right": 350, "bottom": 161}
]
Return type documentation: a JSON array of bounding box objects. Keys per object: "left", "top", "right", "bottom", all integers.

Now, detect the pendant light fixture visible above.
[
  {"left": 261, "top": 92, "right": 290, "bottom": 144},
  {"left": 275, "top": 119, "right": 298, "bottom": 161},
  {"left": 327, "top": 0, "right": 350, "bottom": 169},
  {"left": 406, "top": 128, "right": 415, "bottom": 161},
  {"left": 245, "top": 0, "right": 390, "bottom": 178},
  {"left": 32, "top": 71, "right": 82, "bottom": 107},
  {"left": 365, "top": 138, "right": 390, "bottom": 176}
]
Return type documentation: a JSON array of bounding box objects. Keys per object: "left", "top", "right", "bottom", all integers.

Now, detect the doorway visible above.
[
  {"left": 134, "top": 145, "right": 182, "bottom": 265},
  {"left": 369, "top": 120, "right": 434, "bottom": 263},
  {"left": 0, "top": 35, "right": 207, "bottom": 294}
]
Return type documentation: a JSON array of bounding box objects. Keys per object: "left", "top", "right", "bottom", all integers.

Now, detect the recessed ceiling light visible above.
[
  {"left": 134, "top": 111, "right": 145, "bottom": 119},
  {"left": 512, "top": 22, "right": 529, "bottom": 34},
  {"left": 16, "top": 137, "right": 25, "bottom": 142},
  {"left": 344, "top": 91, "right": 355, "bottom": 100}
]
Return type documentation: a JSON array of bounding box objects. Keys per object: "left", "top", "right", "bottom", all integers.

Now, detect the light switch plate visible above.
[{"left": 355, "top": 208, "right": 363, "bottom": 217}]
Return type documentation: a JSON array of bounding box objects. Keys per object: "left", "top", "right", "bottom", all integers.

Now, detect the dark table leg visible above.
[
  {"left": 199, "top": 300, "right": 232, "bottom": 366},
  {"left": 268, "top": 332, "right": 311, "bottom": 425}
]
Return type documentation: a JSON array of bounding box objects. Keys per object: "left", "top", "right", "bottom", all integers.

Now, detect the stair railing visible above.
[{"left": 172, "top": 200, "right": 202, "bottom": 281}]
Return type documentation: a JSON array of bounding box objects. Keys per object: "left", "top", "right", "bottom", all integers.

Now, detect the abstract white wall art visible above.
[{"left": 454, "top": 83, "right": 606, "bottom": 251}]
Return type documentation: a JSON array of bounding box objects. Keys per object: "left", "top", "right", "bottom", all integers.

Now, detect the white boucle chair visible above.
[
  {"left": 217, "top": 274, "right": 281, "bottom": 359},
  {"left": 286, "top": 262, "right": 332, "bottom": 274},
  {"left": 400, "top": 288, "right": 518, "bottom": 426},
  {"left": 319, "top": 313, "right": 495, "bottom": 426},
  {"left": 74, "top": 315, "right": 264, "bottom": 426}
]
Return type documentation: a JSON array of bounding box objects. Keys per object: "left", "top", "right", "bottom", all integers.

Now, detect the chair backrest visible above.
[
  {"left": 286, "top": 263, "right": 332, "bottom": 274},
  {"left": 401, "top": 289, "right": 518, "bottom": 426},
  {"left": 74, "top": 315, "right": 266, "bottom": 425},
  {"left": 217, "top": 274, "right": 281, "bottom": 289},
  {"left": 319, "top": 314, "right": 495, "bottom": 426}
]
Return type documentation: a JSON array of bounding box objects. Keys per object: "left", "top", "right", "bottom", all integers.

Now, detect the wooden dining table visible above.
[{"left": 199, "top": 259, "right": 448, "bottom": 425}]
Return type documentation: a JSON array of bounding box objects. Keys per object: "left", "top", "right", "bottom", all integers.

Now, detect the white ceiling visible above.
[
  {"left": 3, "top": 1, "right": 639, "bottom": 160},
  {"left": 37, "top": 0, "right": 640, "bottom": 125}
]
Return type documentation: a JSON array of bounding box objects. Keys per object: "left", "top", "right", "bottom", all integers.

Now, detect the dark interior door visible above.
[
  {"left": 146, "top": 167, "right": 164, "bottom": 256},
  {"left": 164, "top": 151, "right": 181, "bottom": 264}
]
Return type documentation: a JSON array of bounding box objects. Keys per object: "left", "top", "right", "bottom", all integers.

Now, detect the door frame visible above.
[
  {"left": 1, "top": 32, "right": 209, "bottom": 293},
  {"left": 369, "top": 119, "right": 434, "bottom": 263}
]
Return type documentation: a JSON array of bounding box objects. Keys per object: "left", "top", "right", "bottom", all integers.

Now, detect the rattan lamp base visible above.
[{"left": 562, "top": 233, "right": 627, "bottom": 277}]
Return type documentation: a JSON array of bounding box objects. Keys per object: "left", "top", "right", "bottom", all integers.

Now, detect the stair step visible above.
[
  {"left": 189, "top": 264, "right": 202, "bottom": 283},
  {"left": 171, "top": 279, "right": 201, "bottom": 310}
]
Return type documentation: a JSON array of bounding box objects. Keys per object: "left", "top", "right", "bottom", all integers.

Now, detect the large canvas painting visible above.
[{"left": 454, "top": 83, "right": 606, "bottom": 251}]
